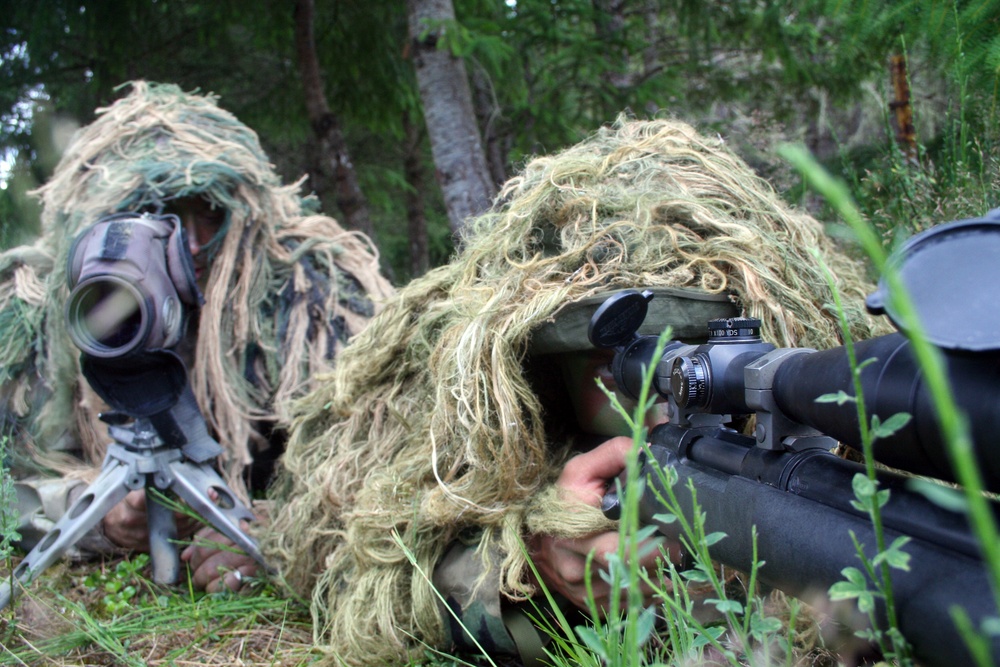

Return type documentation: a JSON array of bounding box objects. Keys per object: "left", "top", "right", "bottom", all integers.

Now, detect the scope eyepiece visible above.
[{"left": 66, "top": 212, "right": 202, "bottom": 359}]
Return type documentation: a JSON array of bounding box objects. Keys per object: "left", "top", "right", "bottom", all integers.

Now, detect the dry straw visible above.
[
  {"left": 0, "top": 81, "right": 392, "bottom": 491},
  {"left": 265, "top": 117, "right": 890, "bottom": 664}
]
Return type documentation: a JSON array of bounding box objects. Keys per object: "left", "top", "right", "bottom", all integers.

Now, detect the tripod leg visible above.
[
  {"left": 167, "top": 460, "right": 269, "bottom": 570},
  {"left": 146, "top": 493, "right": 179, "bottom": 584},
  {"left": 0, "top": 463, "right": 132, "bottom": 610}
]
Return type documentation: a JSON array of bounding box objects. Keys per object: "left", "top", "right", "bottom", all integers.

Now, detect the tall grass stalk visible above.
[
  {"left": 608, "top": 326, "right": 674, "bottom": 667},
  {"left": 577, "top": 327, "right": 789, "bottom": 666},
  {"left": 783, "top": 142, "right": 1000, "bottom": 644},
  {"left": 390, "top": 531, "right": 501, "bottom": 667},
  {"left": 811, "top": 246, "right": 913, "bottom": 662}
]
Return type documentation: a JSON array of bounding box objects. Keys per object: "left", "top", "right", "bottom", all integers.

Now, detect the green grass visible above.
[{"left": 0, "top": 553, "right": 317, "bottom": 665}]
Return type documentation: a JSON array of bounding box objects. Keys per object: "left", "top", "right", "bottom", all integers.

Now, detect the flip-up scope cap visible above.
[
  {"left": 866, "top": 208, "right": 1000, "bottom": 352},
  {"left": 529, "top": 286, "right": 738, "bottom": 355}
]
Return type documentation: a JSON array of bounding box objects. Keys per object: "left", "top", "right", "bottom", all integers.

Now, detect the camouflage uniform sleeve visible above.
[
  {"left": 432, "top": 540, "right": 553, "bottom": 666},
  {"left": 3, "top": 380, "right": 117, "bottom": 559},
  {"left": 13, "top": 477, "right": 121, "bottom": 558}
]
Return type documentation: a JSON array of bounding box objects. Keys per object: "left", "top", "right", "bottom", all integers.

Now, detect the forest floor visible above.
[{"left": 0, "top": 554, "right": 319, "bottom": 666}]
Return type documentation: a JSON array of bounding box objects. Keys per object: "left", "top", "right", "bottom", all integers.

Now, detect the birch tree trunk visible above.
[{"left": 407, "top": 0, "right": 495, "bottom": 238}]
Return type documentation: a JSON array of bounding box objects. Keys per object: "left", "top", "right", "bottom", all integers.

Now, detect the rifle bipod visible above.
[{"left": 0, "top": 389, "right": 267, "bottom": 610}]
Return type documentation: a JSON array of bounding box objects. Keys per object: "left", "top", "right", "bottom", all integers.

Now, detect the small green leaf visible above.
[
  {"left": 856, "top": 358, "right": 878, "bottom": 372},
  {"left": 691, "top": 625, "right": 726, "bottom": 649},
  {"left": 681, "top": 567, "right": 711, "bottom": 582},
  {"left": 872, "top": 536, "right": 912, "bottom": 571},
  {"left": 815, "top": 390, "right": 856, "bottom": 405},
  {"left": 575, "top": 625, "right": 610, "bottom": 660},
  {"left": 703, "top": 531, "right": 727, "bottom": 546},
  {"left": 636, "top": 525, "right": 661, "bottom": 541},
  {"left": 707, "top": 598, "right": 744, "bottom": 615},
  {"left": 856, "top": 590, "right": 877, "bottom": 613},
  {"left": 829, "top": 581, "right": 862, "bottom": 600},
  {"left": 908, "top": 479, "right": 968, "bottom": 512},
  {"left": 749, "top": 613, "right": 784, "bottom": 638},
  {"left": 830, "top": 566, "right": 869, "bottom": 601},
  {"left": 852, "top": 473, "right": 878, "bottom": 502},
  {"left": 981, "top": 616, "right": 1000, "bottom": 636},
  {"left": 856, "top": 627, "right": 882, "bottom": 642},
  {"left": 652, "top": 512, "right": 678, "bottom": 524},
  {"left": 871, "top": 412, "right": 912, "bottom": 440},
  {"left": 635, "top": 605, "right": 658, "bottom": 644}
]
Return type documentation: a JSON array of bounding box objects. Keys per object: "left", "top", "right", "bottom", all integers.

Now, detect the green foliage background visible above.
[{"left": 1, "top": 0, "right": 998, "bottom": 277}]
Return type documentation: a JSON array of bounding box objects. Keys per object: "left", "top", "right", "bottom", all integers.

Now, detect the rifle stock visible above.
[{"left": 605, "top": 423, "right": 998, "bottom": 666}]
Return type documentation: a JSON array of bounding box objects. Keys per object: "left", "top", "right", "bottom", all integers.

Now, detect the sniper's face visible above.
[
  {"left": 165, "top": 197, "right": 227, "bottom": 289},
  {"left": 555, "top": 349, "right": 670, "bottom": 438}
]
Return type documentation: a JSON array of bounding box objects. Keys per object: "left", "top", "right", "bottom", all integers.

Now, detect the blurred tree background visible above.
[{"left": 1, "top": 0, "right": 998, "bottom": 282}]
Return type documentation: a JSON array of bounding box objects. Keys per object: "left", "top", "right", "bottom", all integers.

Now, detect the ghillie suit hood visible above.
[
  {"left": 0, "top": 81, "right": 393, "bottom": 488},
  {"left": 265, "top": 118, "right": 890, "bottom": 664}
]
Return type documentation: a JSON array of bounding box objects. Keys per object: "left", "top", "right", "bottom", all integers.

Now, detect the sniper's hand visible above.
[
  {"left": 101, "top": 489, "right": 201, "bottom": 550},
  {"left": 180, "top": 524, "right": 259, "bottom": 593},
  {"left": 529, "top": 436, "right": 680, "bottom": 613}
]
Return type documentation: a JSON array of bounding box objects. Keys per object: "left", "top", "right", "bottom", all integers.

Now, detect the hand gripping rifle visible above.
[
  {"left": 592, "top": 211, "right": 1000, "bottom": 667},
  {"left": 0, "top": 212, "right": 268, "bottom": 609}
]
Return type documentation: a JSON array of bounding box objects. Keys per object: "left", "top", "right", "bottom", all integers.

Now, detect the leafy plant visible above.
[
  {"left": 521, "top": 328, "right": 803, "bottom": 667},
  {"left": 785, "top": 142, "right": 1000, "bottom": 663},
  {"left": 811, "top": 247, "right": 914, "bottom": 663},
  {"left": 0, "top": 434, "right": 21, "bottom": 606},
  {"left": 82, "top": 553, "right": 150, "bottom": 617}
]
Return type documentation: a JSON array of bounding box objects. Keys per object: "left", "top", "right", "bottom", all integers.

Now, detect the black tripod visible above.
[{"left": 0, "top": 380, "right": 267, "bottom": 610}]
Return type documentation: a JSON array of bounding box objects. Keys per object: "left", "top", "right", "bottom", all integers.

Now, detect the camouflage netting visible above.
[
  {"left": 0, "top": 81, "right": 393, "bottom": 490},
  {"left": 265, "top": 117, "right": 891, "bottom": 664}
]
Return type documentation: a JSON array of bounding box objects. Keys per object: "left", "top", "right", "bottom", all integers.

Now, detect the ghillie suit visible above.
[
  {"left": 0, "top": 81, "right": 393, "bottom": 494},
  {"left": 265, "top": 118, "right": 891, "bottom": 664}
]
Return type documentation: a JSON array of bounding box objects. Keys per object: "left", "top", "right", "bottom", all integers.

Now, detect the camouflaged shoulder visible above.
[
  {"left": 433, "top": 540, "right": 520, "bottom": 656},
  {"left": 13, "top": 477, "right": 120, "bottom": 558},
  {"left": 433, "top": 540, "right": 561, "bottom": 666}
]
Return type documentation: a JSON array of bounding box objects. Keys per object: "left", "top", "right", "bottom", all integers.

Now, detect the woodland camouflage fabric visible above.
[
  {"left": 0, "top": 81, "right": 393, "bottom": 494},
  {"left": 264, "top": 117, "right": 892, "bottom": 664}
]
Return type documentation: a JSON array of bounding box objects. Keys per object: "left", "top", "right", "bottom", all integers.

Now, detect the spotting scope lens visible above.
[
  {"left": 65, "top": 212, "right": 202, "bottom": 361},
  {"left": 66, "top": 276, "right": 149, "bottom": 357}
]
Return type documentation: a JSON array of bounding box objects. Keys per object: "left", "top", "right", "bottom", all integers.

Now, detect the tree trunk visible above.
[
  {"left": 470, "top": 62, "right": 509, "bottom": 188},
  {"left": 293, "top": 0, "right": 377, "bottom": 242},
  {"left": 403, "top": 112, "right": 429, "bottom": 278},
  {"left": 407, "top": 0, "right": 495, "bottom": 239},
  {"left": 592, "top": 0, "right": 632, "bottom": 90},
  {"left": 889, "top": 54, "right": 918, "bottom": 164}
]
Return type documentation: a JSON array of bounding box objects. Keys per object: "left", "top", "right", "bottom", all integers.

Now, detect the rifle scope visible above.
[{"left": 590, "top": 210, "right": 1000, "bottom": 492}]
